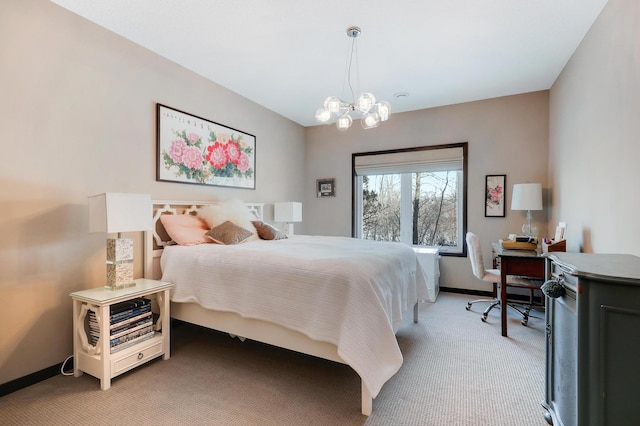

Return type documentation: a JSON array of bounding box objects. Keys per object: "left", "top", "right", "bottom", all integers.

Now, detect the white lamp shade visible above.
[
  {"left": 274, "top": 202, "right": 302, "bottom": 223},
  {"left": 89, "top": 193, "right": 152, "bottom": 234},
  {"left": 511, "top": 183, "right": 543, "bottom": 211}
]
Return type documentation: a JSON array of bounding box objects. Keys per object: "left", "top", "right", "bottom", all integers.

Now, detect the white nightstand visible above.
[{"left": 70, "top": 278, "right": 174, "bottom": 390}]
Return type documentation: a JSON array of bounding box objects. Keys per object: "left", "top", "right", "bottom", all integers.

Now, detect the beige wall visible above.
[
  {"left": 3, "top": 0, "right": 634, "bottom": 388},
  {"left": 549, "top": 0, "right": 640, "bottom": 255},
  {"left": 0, "top": 0, "right": 305, "bottom": 385},
  {"left": 304, "top": 92, "right": 550, "bottom": 292}
]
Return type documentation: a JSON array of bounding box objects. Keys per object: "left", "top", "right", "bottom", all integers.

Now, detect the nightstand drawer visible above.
[{"left": 112, "top": 338, "right": 163, "bottom": 377}]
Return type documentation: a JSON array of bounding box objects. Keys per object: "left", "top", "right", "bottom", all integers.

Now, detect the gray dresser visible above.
[{"left": 543, "top": 253, "right": 640, "bottom": 426}]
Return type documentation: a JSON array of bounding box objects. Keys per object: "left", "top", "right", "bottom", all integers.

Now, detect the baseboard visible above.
[
  {"left": 440, "top": 287, "right": 493, "bottom": 297},
  {"left": 0, "top": 363, "right": 66, "bottom": 397},
  {"left": 1, "top": 321, "right": 185, "bottom": 397}
]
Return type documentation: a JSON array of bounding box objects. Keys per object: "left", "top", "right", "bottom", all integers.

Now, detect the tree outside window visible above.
[{"left": 354, "top": 143, "right": 467, "bottom": 256}]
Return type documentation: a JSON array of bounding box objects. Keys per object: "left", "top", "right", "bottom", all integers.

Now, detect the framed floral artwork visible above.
[
  {"left": 156, "top": 104, "right": 255, "bottom": 189},
  {"left": 485, "top": 174, "right": 506, "bottom": 217}
]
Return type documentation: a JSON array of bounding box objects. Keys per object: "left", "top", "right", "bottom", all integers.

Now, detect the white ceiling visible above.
[{"left": 51, "top": 0, "right": 608, "bottom": 127}]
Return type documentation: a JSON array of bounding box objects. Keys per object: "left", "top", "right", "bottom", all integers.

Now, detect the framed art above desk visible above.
[{"left": 485, "top": 174, "right": 506, "bottom": 217}]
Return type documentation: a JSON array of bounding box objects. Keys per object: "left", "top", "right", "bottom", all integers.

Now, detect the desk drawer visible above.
[{"left": 111, "top": 338, "right": 163, "bottom": 377}]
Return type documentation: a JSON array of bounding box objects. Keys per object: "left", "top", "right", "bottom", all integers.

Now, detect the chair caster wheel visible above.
[
  {"left": 522, "top": 320, "right": 528, "bottom": 326},
  {"left": 465, "top": 304, "right": 471, "bottom": 311},
  {"left": 481, "top": 316, "right": 487, "bottom": 323}
]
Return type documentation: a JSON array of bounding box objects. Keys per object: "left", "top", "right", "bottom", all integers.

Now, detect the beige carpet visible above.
[{"left": 0, "top": 293, "right": 548, "bottom": 425}]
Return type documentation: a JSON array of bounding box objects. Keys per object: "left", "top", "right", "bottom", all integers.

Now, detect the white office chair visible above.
[{"left": 465, "top": 231, "right": 539, "bottom": 324}]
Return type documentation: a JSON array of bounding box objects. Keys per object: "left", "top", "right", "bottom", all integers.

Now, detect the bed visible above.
[{"left": 143, "top": 200, "right": 429, "bottom": 415}]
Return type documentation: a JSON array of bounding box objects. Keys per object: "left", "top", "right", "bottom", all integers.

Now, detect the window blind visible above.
[{"left": 354, "top": 146, "right": 464, "bottom": 176}]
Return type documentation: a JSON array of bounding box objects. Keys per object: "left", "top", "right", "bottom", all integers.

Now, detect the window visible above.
[{"left": 352, "top": 143, "right": 467, "bottom": 256}]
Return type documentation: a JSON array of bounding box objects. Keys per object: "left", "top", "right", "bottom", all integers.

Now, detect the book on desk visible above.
[
  {"left": 498, "top": 236, "right": 566, "bottom": 252},
  {"left": 499, "top": 235, "right": 538, "bottom": 250}
]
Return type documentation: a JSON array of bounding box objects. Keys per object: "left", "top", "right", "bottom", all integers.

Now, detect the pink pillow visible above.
[{"left": 159, "top": 214, "right": 211, "bottom": 246}]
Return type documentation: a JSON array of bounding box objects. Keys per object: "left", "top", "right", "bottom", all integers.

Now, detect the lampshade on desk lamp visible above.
[
  {"left": 510, "top": 183, "right": 542, "bottom": 237},
  {"left": 89, "top": 193, "right": 152, "bottom": 290},
  {"left": 274, "top": 202, "right": 302, "bottom": 235}
]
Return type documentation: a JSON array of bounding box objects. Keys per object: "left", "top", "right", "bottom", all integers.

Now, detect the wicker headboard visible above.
[{"left": 143, "top": 200, "right": 264, "bottom": 280}]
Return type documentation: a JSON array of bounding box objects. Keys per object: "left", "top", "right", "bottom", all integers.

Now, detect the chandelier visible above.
[{"left": 315, "top": 26, "right": 391, "bottom": 131}]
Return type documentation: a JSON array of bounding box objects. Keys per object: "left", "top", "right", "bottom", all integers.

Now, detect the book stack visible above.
[{"left": 89, "top": 298, "right": 155, "bottom": 353}]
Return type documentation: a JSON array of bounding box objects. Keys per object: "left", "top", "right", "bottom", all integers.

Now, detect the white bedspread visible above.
[{"left": 160, "top": 235, "right": 428, "bottom": 398}]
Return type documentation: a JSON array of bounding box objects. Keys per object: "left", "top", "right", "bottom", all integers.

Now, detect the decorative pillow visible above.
[
  {"left": 197, "top": 199, "right": 259, "bottom": 241},
  {"left": 252, "top": 221, "right": 288, "bottom": 240},
  {"left": 159, "top": 214, "right": 211, "bottom": 246},
  {"left": 205, "top": 221, "right": 254, "bottom": 245}
]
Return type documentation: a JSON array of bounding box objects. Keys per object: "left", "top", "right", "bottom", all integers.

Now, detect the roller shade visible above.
[{"left": 354, "top": 146, "right": 464, "bottom": 176}]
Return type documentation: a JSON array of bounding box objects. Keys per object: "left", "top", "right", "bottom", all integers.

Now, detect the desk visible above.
[{"left": 492, "top": 243, "right": 546, "bottom": 337}]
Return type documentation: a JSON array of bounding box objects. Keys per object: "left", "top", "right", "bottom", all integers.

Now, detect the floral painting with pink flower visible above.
[
  {"left": 158, "top": 105, "right": 255, "bottom": 188},
  {"left": 485, "top": 175, "right": 506, "bottom": 217}
]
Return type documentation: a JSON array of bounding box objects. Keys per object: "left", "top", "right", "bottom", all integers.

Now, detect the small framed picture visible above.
[
  {"left": 316, "top": 178, "right": 336, "bottom": 198},
  {"left": 485, "top": 174, "right": 506, "bottom": 217}
]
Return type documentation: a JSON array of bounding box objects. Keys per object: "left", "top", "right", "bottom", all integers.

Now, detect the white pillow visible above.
[{"left": 197, "top": 199, "right": 259, "bottom": 241}]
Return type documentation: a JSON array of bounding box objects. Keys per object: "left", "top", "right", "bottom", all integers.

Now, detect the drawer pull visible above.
[
  {"left": 542, "top": 274, "right": 565, "bottom": 298},
  {"left": 137, "top": 353, "right": 144, "bottom": 360}
]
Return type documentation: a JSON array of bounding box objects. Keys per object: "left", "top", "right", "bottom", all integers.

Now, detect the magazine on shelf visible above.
[
  {"left": 89, "top": 304, "right": 152, "bottom": 327},
  {"left": 89, "top": 316, "right": 153, "bottom": 343},
  {"left": 110, "top": 304, "right": 152, "bottom": 324},
  {"left": 110, "top": 320, "right": 154, "bottom": 340},
  {"left": 87, "top": 297, "right": 154, "bottom": 346},
  {"left": 111, "top": 331, "right": 156, "bottom": 353},
  {"left": 110, "top": 313, "right": 153, "bottom": 334},
  {"left": 110, "top": 297, "right": 151, "bottom": 316},
  {"left": 89, "top": 307, "right": 151, "bottom": 329},
  {"left": 110, "top": 325, "right": 154, "bottom": 347}
]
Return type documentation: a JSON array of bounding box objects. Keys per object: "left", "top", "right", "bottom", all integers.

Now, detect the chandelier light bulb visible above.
[
  {"left": 362, "top": 112, "right": 380, "bottom": 129},
  {"left": 356, "top": 92, "right": 376, "bottom": 113},
  {"left": 336, "top": 113, "right": 352, "bottom": 131},
  {"left": 324, "top": 96, "right": 342, "bottom": 114},
  {"left": 377, "top": 101, "right": 391, "bottom": 121},
  {"left": 315, "top": 108, "right": 332, "bottom": 124}
]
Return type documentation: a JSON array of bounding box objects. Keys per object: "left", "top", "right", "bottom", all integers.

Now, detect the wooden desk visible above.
[{"left": 493, "top": 244, "right": 546, "bottom": 337}]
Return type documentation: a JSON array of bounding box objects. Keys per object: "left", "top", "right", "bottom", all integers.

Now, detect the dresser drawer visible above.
[{"left": 111, "top": 338, "right": 163, "bottom": 377}]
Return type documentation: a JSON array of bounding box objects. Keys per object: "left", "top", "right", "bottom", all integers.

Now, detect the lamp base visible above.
[
  {"left": 285, "top": 223, "right": 295, "bottom": 235},
  {"left": 105, "top": 237, "right": 135, "bottom": 290},
  {"left": 521, "top": 223, "right": 539, "bottom": 237},
  {"left": 105, "top": 259, "right": 134, "bottom": 290},
  {"left": 104, "top": 281, "right": 136, "bottom": 291}
]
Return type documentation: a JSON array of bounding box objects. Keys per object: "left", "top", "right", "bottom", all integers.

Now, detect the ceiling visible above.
[{"left": 51, "top": 0, "right": 608, "bottom": 127}]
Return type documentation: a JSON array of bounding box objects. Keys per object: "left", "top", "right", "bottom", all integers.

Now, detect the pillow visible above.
[
  {"left": 252, "top": 221, "right": 288, "bottom": 240},
  {"left": 205, "top": 221, "right": 254, "bottom": 245},
  {"left": 197, "top": 199, "right": 259, "bottom": 241},
  {"left": 159, "top": 214, "right": 211, "bottom": 246}
]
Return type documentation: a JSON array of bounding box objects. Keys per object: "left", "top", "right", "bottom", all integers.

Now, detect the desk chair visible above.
[{"left": 465, "top": 232, "right": 540, "bottom": 325}]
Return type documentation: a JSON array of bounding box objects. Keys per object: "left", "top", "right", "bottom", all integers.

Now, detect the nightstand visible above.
[{"left": 70, "top": 278, "right": 174, "bottom": 390}]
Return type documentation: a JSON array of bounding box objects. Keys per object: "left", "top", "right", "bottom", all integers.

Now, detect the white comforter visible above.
[{"left": 160, "top": 235, "right": 428, "bottom": 398}]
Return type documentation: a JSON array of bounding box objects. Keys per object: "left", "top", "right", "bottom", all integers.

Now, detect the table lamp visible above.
[
  {"left": 510, "top": 183, "right": 542, "bottom": 236},
  {"left": 89, "top": 193, "right": 152, "bottom": 290},
  {"left": 274, "top": 202, "right": 302, "bottom": 235}
]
